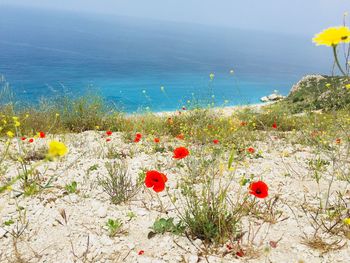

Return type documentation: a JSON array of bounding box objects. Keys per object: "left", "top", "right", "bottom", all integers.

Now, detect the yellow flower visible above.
[
  {"left": 14, "top": 121, "right": 20, "bottom": 127},
  {"left": 325, "top": 83, "right": 331, "bottom": 87},
  {"left": 48, "top": 141, "right": 68, "bottom": 157},
  {"left": 6, "top": 131, "right": 14, "bottom": 138},
  {"left": 343, "top": 218, "right": 350, "bottom": 225},
  {"left": 55, "top": 113, "right": 60, "bottom": 117},
  {"left": 345, "top": 84, "right": 350, "bottom": 90},
  {"left": 313, "top": 26, "right": 350, "bottom": 46},
  {"left": 12, "top": 116, "right": 18, "bottom": 121},
  {"left": 209, "top": 73, "right": 215, "bottom": 80}
]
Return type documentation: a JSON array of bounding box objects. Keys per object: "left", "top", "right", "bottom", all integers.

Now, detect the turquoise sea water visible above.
[{"left": 0, "top": 7, "right": 332, "bottom": 112}]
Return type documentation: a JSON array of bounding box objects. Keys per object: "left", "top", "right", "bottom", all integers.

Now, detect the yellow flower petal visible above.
[
  {"left": 48, "top": 141, "right": 68, "bottom": 157},
  {"left": 343, "top": 218, "right": 350, "bottom": 225},
  {"left": 6, "top": 131, "right": 14, "bottom": 138},
  {"left": 313, "top": 26, "right": 350, "bottom": 46}
]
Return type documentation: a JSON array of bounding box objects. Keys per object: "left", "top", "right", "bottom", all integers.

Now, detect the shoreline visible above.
[{"left": 127, "top": 101, "right": 275, "bottom": 117}]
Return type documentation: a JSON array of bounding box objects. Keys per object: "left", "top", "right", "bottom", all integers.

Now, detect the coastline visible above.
[{"left": 152, "top": 101, "right": 275, "bottom": 117}]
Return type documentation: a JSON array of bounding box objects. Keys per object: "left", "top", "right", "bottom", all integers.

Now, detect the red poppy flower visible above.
[
  {"left": 106, "top": 138, "right": 111, "bottom": 142},
  {"left": 106, "top": 130, "right": 112, "bottom": 136},
  {"left": 173, "top": 147, "right": 189, "bottom": 159},
  {"left": 28, "top": 138, "right": 34, "bottom": 143},
  {"left": 249, "top": 181, "right": 268, "bottom": 198},
  {"left": 336, "top": 138, "right": 341, "bottom": 144},
  {"left": 21, "top": 137, "right": 26, "bottom": 141},
  {"left": 247, "top": 147, "right": 255, "bottom": 154},
  {"left": 133, "top": 133, "right": 142, "bottom": 142},
  {"left": 182, "top": 107, "right": 186, "bottom": 110},
  {"left": 144, "top": 170, "right": 168, "bottom": 192},
  {"left": 138, "top": 250, "right": 145, "bottom": 255},
  {"left": 39, "top": 131, "right": 46, "bottom": 138},
  {"left": 236, "top": 249, "right": 245, "bottom": 257},
  {"left": 213, "top": 139, "right": 219, "bottom": 144},
  {"left": 176, "top": 134, "right": 184, "bottom": 140},
  {"left": 154, "top": 138, "right": 160, "bottom": 143},
  {"left": 240, "top": 121, "right": 247, "bottom": 126},
  {"left": 272, "top": 122, "right": 277, "bottom": 129}
]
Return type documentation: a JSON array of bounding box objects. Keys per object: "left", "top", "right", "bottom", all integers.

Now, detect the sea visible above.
[{"left": 0, "top": 6, "right": 333, "bottom": 112}]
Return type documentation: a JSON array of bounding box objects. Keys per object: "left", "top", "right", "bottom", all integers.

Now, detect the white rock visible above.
[
  {"left": 100, "top": 235, "right": 114, "bottom": 246},
  {"left": 136, "top": 209, "right": 148, "bottom": 216},
  {"left": 137, "top": 256, "right": 154, "bottom": 263},
  {"left": 186, "top": 255, "right": 199, "bottom": 263},
  {"left": 260, "top": 96, "right": 269, "bottom": 102},
  {"left": 97, "top": 207, "right": 108, "bottom": 218},
  {"left": 127, "top": 243, "right": 135, "bottom": 250},
  {"left": 70, "top": 194, "right": 79, "bottom": 203},
  {"left": 193, "top": 239, "right": 202, "bottom": 248}
]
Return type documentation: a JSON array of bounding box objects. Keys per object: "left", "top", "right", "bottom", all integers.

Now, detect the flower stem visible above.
[{"left": 332, "top": 45, "right": 347, "bottom": 76}]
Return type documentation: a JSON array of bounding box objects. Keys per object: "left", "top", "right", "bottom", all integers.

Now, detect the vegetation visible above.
[
  {"left": 275, "top": 75, "right": 350, "bottom": 113},
  {"left": 1, "top": 23, "right": 350, "bottom": 262}
]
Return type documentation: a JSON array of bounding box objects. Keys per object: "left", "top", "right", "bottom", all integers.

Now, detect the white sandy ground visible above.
[{"left": 0, "top": 129, "right": 349, "bottom": 263}]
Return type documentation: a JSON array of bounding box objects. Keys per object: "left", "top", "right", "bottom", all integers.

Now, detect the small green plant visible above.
[
  {"left": 99, "top": 161, "right": 139, "bottom": 205},
  {"left": 136, "top": 170, "right": 146, "bottom": 187},
  {"left": 149, "top": 217, "right": 184, "bottom": 236},
  {"left": 171, "top": 149, "right": 246, "bottom": 245},
  {"left": 87, "top": 164, "right": 99, "bottom": 172},
  {"left": 23, "top": 182, "right": 40, "bottom": 196},
  {"left": 126, "top": 211, "right": 136, "bottom": 221},
  {"left": 307, "top": 157, "right": 330, "bottom": 183},
  {"left": 4, "top": 219, "right": 15, "bottom": 226},
  {"left": 22, "top": 146, "right": 48, "bottom": 162},
  {"left": 1, "top": 206, "right": 29, "bottom": 239},
  {"left": 106, "top": 218, "right": 123, "bottom": 237},
  {"left": 65, "top": 181, "right": 78, "bottom": 194}
]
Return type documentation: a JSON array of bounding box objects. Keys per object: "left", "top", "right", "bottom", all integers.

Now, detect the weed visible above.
[
  {"left": 99, "top": 161, "right": 139, "bottom": 205},
  {"left": 105, "top": 219, "right": 124, "bottom": 237}
]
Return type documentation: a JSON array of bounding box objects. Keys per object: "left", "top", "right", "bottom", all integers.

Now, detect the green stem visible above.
[{"left": 332, "top": 45, "right": 347, "bottom": 76}]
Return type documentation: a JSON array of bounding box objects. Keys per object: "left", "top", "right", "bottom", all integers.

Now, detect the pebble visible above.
[
  {"left": 127, "top": 243, "right": 135, "bottom": 250},
  {"left": 100, "top": 235, "right": 114, "bottom": 246},
  {"left": 97, "top": 207, "right": 108, "bottom": 218},
  {"left": 136, "top": 209, "right": 148, "bottom": 216},
  {"left": 186, "top": 255, "right": 199, "bottom": 263}
]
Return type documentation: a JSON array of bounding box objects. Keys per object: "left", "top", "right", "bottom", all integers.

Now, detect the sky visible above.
[{"left": 1, "top": 0, "right": 350, "bottom": 35}]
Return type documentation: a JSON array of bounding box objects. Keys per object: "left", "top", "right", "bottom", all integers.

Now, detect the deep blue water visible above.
[{"left": 0, "top": 7, "right": 332, "bottom": 112}]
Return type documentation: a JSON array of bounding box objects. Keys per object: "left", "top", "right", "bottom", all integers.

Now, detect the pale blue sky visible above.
[{"left": 1, "top": 0, "right": 350, "bottom": 35}]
